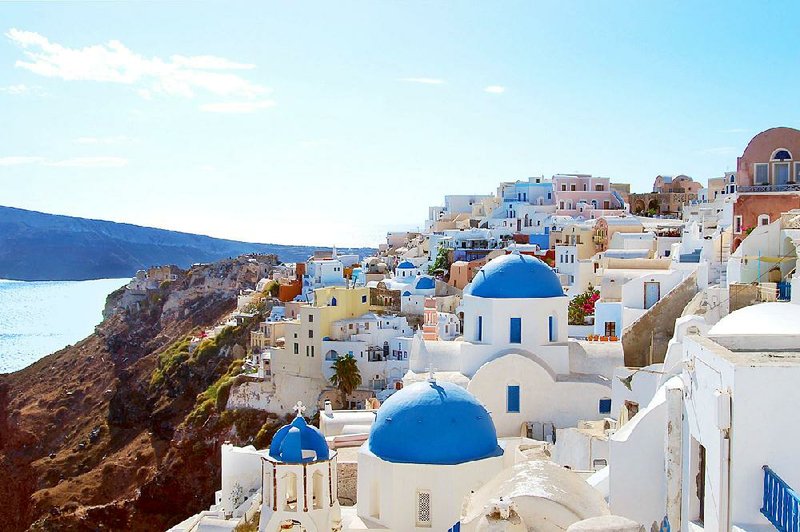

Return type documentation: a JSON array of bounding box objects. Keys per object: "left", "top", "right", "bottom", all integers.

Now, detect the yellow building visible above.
[
  {"left": 550, "top": 222, "right": 597, "bottom": 260},
  {"left": 277, "top": 286, "right": 370, "bottom": 381}
]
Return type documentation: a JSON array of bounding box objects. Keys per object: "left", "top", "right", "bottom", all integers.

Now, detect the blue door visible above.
[
  {"left": 644, "top": 282, "right": 660, "bottom": 309},
  {"left": 507, "top": 385, "right": 520, "bottom": 413},
  {"left": 510, "top": 317, "right": 521, "bottom": 343}
]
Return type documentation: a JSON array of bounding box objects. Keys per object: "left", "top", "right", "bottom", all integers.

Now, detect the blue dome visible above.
[
  {"left": 465, "top": 252, "right": 564, "bottom": 299},
  {"left": 368, "top": 381, "right": 502, "bottom": 465},
  {"left": 397, "top": 260, "right": 416, "bottom": 269},
  {"left": 416, "top": 276, "right": 435, "bottom": 290},
  {"left": 269, "top": 415, "right": 330, "bottom": 463}
]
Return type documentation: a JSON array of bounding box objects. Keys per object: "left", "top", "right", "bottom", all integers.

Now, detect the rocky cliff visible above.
[{"left": 0, "top": 254, "right": 290, "bottom": 531}]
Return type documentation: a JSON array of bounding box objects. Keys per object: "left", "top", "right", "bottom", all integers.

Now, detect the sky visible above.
[{"left": 1, "top": 1, "right": 799, "bottom": 247}]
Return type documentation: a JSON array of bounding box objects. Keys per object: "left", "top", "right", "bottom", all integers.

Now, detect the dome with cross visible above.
[{"left": 268, "top": 402, "right": 330, "bottom": 463}]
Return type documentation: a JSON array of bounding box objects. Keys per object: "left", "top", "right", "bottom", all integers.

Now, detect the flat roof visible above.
[{"left": 692, "top": 335, "right": 800, "bottom": 367}]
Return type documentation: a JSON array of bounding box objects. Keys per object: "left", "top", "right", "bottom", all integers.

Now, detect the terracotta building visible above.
[{"left": 732, "top": 127, "right": 800, "bottom": 250}]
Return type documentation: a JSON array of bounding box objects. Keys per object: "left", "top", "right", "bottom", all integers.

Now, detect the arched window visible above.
[
  {"left": 771, "top": 148, "right": 793, "bottom": 161},
  {"left": 283, "top": 472, "right": 298, "bottom": 511},
  {"left": 312, "top": 470, "right": 325, "bottom": 509},
  {"left": 370, "top": 479, "right": 380, "bottom": 518},
  {"left": 330, "top": 297, "right": 337, "bottom": 307}
]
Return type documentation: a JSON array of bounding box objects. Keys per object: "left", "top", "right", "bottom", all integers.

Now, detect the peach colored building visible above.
[
  {"left": 732, "top": 127, "right": 800, "bottom": 250},
  {"left": 593, "top": 215, "right": 644, "bottom": 252},
  {"left": 553, "top": 174, "right": 627, "bottom": 218}
]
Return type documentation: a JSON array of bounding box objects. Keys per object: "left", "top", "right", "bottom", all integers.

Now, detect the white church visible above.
[{"left": 405, "top": 250, "right": 619, "bottom": 437}]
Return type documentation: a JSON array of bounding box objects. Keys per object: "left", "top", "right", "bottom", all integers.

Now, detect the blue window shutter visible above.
[
  {"left": 510, "top": 317, "right": 521, "bottom": 343},
  {"left": 599, "top": 398, "right": 612, "bottom": 414},
  {"left": 548, "top": 316, "right": 555, "bottom": 342},
  {"left": 507, "top": 385, "right": 520, "bottom": 413},
  {"left": 477, "top": 316, "right": 483, "bottom": 342}
]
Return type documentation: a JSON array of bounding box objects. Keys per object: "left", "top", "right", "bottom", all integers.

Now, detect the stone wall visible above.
[
  {"left": 226, "top": 379, "right": 275, "bottom": 410},
  {"left": 337, "top": 461, "right": 358, "bottom": 506},
  {"left": 622, "top": 272, "right": 698, "bottom": 367}
]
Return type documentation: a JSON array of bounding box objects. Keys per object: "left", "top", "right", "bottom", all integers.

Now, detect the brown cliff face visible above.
[{"left": 0, "top": 255, "right": 282, "bottom": 531}]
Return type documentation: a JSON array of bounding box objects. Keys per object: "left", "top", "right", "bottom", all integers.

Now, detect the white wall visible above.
[
  {"left": 621, "top": 270, "right": 684, "bottom": 311},
  {"left": 468, "top": 354, "right": 611, "bottom": 437},
  {"left": 461, "top": 294, "right": 569, "bottom": 347},
  {"left": 552, "top": 428, "right": 609, "bottom": 471},
  {"left": 357, "top": 447, "right": 503, "bottom": 531},
  {"left": 220, "top": 444, "right": 267, "bottom": 514},
  {"left": 594, "top": 302, "right": 622, "bottom": 337},
  {"left": 608, "top": 385, "right": 668, "bottom": 527}
]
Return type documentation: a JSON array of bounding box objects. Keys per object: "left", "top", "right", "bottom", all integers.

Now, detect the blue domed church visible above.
[
  {"left": 405, "top": 250, "right": 613, "bottom": 438},
  {"left": 356, "top": 379, "right": 506, "bottom": 531}
]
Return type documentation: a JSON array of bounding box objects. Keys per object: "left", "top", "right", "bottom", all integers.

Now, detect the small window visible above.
[
  {"left": 477, "top": 315, "right": 483, "bottom": 342},
  {"left": 293, "top": 343, "right": 299, "bottom": 354},
  {"left": 416, "top": 491, "right": 432, "bottom": 527},
  {"left": 734, "top": 215, "right": 743, "bottom": 234},
  {"left": 593, "top": 459, "right": 608, "bottom": 470},
  {"left": 758, "top": 214, "right": 770, "bottom": 226},
  {"left": 362, "top": 295, "right": 367, "bottom": 303},
  {"left": 309, "top": 315, "right": 314, "bottom": 323},
  {"left": 310, "top": 346, "right": 314, "bottom": 357},
  {"left": 548, "top": 316, "right": 556, "bottom": 342},
  {"left": 308, "top": 329, "right": 314, "bottom": 338},
  {"left": 599, "top": 398, "right": 612, "bottom": 414},
  {"left": 507, "top": 385, "right": 520, "bottom": 413},
  {"left": 509, "top": 317, "right": 521, "bottom": 344}
]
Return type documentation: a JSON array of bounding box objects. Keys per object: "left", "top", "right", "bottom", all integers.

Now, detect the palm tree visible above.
[{"left": 330, "top": 354, "right": 362, "bottom": 409}]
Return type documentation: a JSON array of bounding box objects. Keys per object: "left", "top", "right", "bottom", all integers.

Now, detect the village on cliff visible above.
[{"left": 138, "top": 127, "right": 800, "bottom": 532}]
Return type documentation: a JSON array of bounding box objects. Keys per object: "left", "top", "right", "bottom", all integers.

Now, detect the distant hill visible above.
[{"left": 0, "top": 206, "right": 375, "bottom": 281}]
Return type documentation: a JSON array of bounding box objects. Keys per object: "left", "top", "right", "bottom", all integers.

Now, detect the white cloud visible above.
[
  {"left": 0, "top": 83, "right": 45, "bottom": 96},
  {"left": 399, "top": 77, "right": 445, "bottom": 85},
  {"left": 199, "top": 100, "right": 275, "bottom": 113},
  {"left": 5, "top": 28, "right": 270, "bottom": 103},
  {"left": 0, "top": 156, "right": 44, "bottom": 166},
  {"left": 484, "top": 85, "right": 506, "bottom": 94},
  {"left": 0, "top": 83, "right": 29, "bottom": 94},
  {"left": 45, "top": 156, "right": 128, "bottom": 168},
  {"left": 73, "top": 135, "right": 133, "bottom": 145}
]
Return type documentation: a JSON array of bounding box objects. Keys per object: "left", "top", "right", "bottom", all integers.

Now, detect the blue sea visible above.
[{"left": 0, "top": 278, "right": 128, "bottom": 373}]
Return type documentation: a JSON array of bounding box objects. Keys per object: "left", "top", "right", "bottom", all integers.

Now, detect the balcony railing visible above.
[
  {"left": 739, "top": 183, "right": 800, "bottom": 193},
  {"left": 761, "top": 465, "right": 800, "bottom": 531}
]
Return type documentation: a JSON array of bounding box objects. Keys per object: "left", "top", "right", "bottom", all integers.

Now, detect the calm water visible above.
[{"left": 0, "top": 278, "right": 128, "bottom": 373}]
